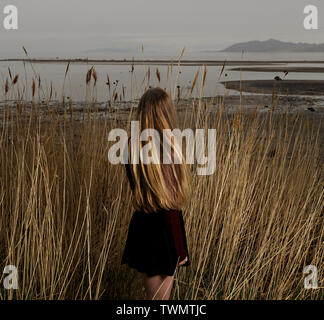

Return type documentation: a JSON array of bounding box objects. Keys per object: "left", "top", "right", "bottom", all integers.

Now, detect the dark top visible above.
[{"left": 122, "top": 164, "right": 190, "bottom": 275}]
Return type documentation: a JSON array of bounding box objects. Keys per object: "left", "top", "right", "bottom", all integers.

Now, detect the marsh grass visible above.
[{"left": 0, "top": 54, "right": 323, "bottom": 300}]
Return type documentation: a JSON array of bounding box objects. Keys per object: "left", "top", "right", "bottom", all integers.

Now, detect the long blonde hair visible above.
[{"left": 129, "top": 88, "right": 190, "bottom": 213}]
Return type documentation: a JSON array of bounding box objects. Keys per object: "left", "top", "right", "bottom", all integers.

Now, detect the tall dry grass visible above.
[{"left": 0, "top": 58, "right": 323, "bottom": 300}]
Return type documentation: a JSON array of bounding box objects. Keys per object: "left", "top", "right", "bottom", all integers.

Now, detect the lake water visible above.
[{"left": 1, "top": 52, "right": 324, "bottom": 102}]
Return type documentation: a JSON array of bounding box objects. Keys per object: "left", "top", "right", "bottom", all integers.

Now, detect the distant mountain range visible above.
[{"left": 221, "top": 39, "right": 324, "bottom": 52}]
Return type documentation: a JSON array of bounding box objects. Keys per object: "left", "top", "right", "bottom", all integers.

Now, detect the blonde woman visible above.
[{"left": 121, "top": 87, "right": 191, "bottom": 300}]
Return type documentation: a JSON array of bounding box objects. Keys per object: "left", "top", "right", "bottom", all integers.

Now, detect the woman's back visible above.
[{"left": 120, "top": 88, "right": 191, "bottom": 299}]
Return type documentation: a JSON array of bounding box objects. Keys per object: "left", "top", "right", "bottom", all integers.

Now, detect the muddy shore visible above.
[{"left": 223, "top": 80, "right": 324, "bottom": 96}]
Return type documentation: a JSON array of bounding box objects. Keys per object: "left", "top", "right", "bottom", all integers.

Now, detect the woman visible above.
[{"left": 121, "top": 87, "right": 191, "bottom": 300}]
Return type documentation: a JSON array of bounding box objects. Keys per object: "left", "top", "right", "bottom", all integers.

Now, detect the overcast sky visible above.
[{"left": 1, "top": 0, "right": 323, "bottom": 58}]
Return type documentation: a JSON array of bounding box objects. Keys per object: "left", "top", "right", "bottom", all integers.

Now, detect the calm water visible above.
[{"left": 1, "top": 52, "right": 324, "bottom": 102}]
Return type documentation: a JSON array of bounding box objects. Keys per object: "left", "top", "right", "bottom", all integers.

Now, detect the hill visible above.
[{"left": 221, "top": 39, "right": 324, "bottom": 52}]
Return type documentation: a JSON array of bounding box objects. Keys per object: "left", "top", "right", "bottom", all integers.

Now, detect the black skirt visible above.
[{"left": 121, "top": 209, "right": 190, "bottom": 277}]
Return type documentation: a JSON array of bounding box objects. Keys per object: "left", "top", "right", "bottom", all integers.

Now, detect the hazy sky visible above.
[{"left": 1, "top": 0, "right": 323, "bottom": 58}]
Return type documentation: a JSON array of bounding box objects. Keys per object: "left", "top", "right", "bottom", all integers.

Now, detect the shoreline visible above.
[
  {"left": 2, "top": 58, "right": 324, "bottom": 66},
  {"left": 1, "top": 94, "right": 323, "bottom": 115}
]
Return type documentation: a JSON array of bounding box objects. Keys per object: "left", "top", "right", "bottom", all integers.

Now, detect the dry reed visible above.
[{"left": 0, "top": 61, "right": 323, "bottom": 300}]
